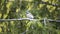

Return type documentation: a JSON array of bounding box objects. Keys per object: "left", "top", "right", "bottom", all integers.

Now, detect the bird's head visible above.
[
  {"left": 26, "top": 11, "right": 30, "bottom": 14},
  {"left": 26, "top": 10, "right": 30, "bottom": 14}
]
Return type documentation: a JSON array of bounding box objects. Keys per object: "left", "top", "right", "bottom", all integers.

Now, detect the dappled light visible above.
[{"left": 0, "top": 0, "right": 60, "bottom": 34}]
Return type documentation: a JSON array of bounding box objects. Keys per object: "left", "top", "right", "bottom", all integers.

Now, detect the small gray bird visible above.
[{"left": 26, "top": 10, "right": 34, "bottom": 19}]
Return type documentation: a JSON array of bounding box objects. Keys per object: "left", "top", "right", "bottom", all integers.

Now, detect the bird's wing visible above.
[{"left": 27, "top": 13, "right": 34, "bottom": 19}]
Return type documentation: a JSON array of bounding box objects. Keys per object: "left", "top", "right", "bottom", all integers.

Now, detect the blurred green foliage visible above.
[{"left": 0, "top": 0, "right": 60, "bottom": 34}]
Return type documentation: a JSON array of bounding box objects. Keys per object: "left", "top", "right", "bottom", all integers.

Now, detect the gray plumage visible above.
[{"left": 26, "top": 10, "right": 34, "bottom": 19}]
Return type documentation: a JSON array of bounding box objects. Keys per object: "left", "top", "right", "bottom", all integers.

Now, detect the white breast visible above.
[{"left": 27, "top": 13, "right": 34, "bottom": 19}]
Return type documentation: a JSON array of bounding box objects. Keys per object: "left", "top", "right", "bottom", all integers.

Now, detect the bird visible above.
[{"left": 26, "top": 10, "right": 34, "bottom": 19}]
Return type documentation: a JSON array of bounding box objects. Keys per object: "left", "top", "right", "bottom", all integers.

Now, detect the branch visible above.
[
  {"left": 0, "top": 18, "right": 60, "bottom": 22},
  {"left": 0, "top": 18, "right": 39, "bottom": 21}
]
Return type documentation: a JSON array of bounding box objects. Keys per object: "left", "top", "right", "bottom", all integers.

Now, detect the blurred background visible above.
[{"left": 0, "top": 0, "right": 60, "bottom": 34}]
